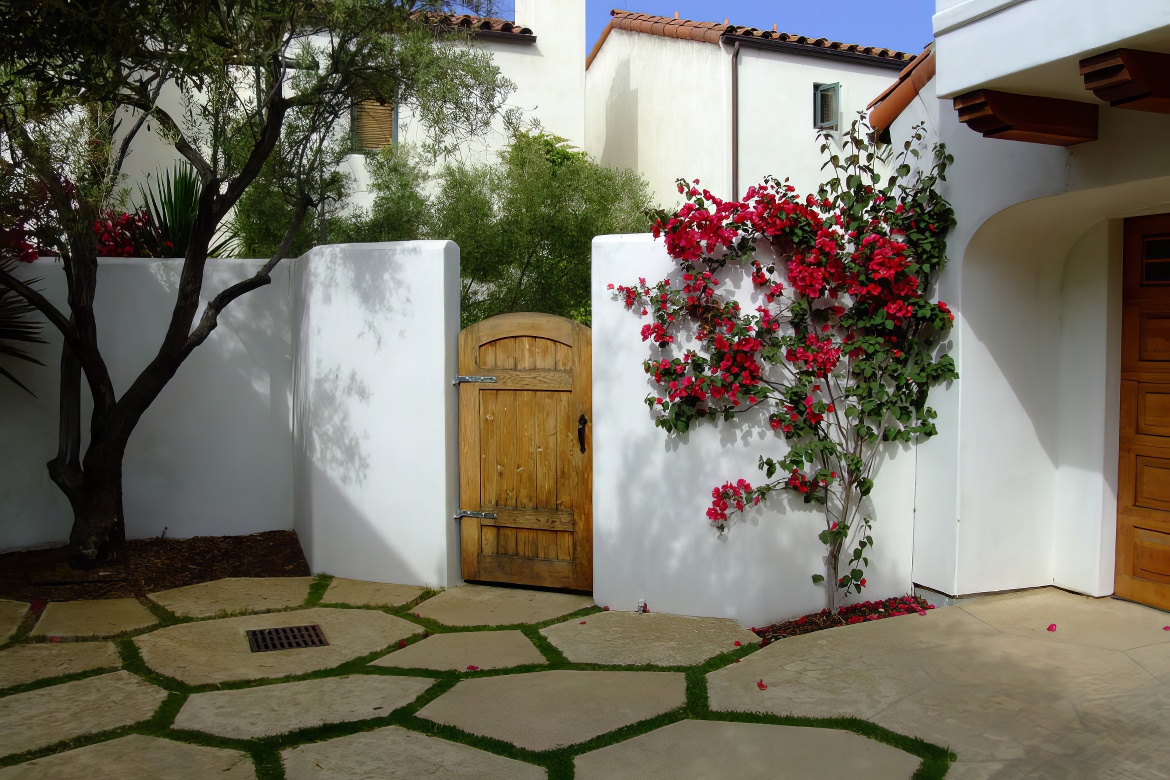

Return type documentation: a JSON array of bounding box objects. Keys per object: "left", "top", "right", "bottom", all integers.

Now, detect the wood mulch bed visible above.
[
  {"left": 0, "top": 530, "right": 310, "bottom": 602},
  {"left": 751, "top": 595, "right": 936, "bottom": 644}
]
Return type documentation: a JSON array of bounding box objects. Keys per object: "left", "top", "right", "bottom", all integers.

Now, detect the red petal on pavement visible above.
[
  {"left": 603, "top": 606, "right": 610, "bottom": 611},
  {"left": 734, "top": 640, "right": 741, "bottom": 646},
  {"left": 756, "top": 679, "right": 768, "bottom": 690},
  {"left": 580, "top": 620, "right": 587, "bottom": 624},
  {"left": 47, "top": 636, "right": 62, "bottom": 643},
  {"left": 1047, "top": 624, "right": 1057, "bottom": 632},
  {"left": 466, "top": 665, "right": 479, "bottom": 671}
]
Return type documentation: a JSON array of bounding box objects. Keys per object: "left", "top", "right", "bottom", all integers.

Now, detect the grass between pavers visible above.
[{"left": 0, "top": 580, "right": 957, "bottom": 779}]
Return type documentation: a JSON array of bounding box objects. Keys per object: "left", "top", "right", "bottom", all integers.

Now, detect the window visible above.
[
  {"left": 351, "top": 100, "right": 397, "bottom": 153},
  {"left": 814, "top": 83, "right": 840, "bottom": 132}
]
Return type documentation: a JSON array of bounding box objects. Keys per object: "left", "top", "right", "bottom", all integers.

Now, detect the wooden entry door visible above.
[
  {"left": 1118, "top": 213, "right": 1170, "bottom": 610},
  {"left": 458, "top": 313, "right": 592, "bottom": 591}
]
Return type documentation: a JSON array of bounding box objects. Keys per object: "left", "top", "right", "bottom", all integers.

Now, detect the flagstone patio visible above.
[{"left": 1, "top": 577, "right": 1164, "bottom": 778}]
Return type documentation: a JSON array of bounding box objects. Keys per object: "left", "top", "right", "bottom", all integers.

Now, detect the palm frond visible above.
[{"left": 0, "top": 256, "right": 47, "bottom": 395}]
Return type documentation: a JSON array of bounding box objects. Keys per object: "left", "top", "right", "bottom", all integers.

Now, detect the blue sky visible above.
[{"left": 469, "top": 2, "right": 936, "bottom": 56}]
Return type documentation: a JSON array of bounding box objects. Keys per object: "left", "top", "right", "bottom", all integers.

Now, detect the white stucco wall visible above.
[
  {"left": 886, "top": 60, "right": 1170, "bottom": 598},
  {"left": 291, "top": 241, "right": 461, "bottom": 588},
  {"left": 586, "top": 29, "right": 902, "bottom": 207},
  {"left": 591, "top": 234, "right": 916, "bottom": 626},
  {"left": 0, "top": 258, "right": 294, "bottom": 550}
]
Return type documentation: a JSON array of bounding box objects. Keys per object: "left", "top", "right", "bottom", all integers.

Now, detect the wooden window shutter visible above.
[{"left": 351, "top": 101, "right": 396, "bottom": 152}]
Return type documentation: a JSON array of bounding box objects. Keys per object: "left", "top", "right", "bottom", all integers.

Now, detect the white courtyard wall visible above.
[
  {"left": 0, "top": 258, "right": 294, "bottom": 550},
  {"left": 590, "top": 234, "right": 916, "bottom": 626},
  {"left": 291, "top": 241, "right": 461, "bottom": 589}
]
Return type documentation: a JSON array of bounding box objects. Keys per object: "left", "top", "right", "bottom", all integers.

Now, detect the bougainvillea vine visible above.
[{"left": 613, "top": 121, "right": 957, "bottom": 611}]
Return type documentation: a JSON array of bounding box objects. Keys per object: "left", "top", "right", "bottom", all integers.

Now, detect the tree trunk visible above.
[
  {"left": 825, "top": 545, "right": 841, "bottom": 614},
  {"left": 66, "top": 464, "right": 126, "bottom": 566}
]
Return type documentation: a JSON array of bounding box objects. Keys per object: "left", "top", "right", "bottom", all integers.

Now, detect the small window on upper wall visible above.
[
  {"left": 814, "top": 83, "right": 841, "bottom": 132},
  {"left": 351, "top": 100, "right": 396, "bottom": 153}
]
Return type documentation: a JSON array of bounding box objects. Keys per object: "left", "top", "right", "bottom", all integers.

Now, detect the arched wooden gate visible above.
[{"left": 457, "top": 313, "right": 592, "bottom": 592}]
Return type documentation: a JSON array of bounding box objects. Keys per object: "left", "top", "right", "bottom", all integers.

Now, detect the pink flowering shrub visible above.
[{"left": 612, "top": 121, "right": 956, "bottom": 611}]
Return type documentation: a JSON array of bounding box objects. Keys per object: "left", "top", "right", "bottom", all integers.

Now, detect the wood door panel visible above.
[
  {"left": 1138, "top": 311, "right": 1170, "bottom": 362},
  {"left": 1134, "top": 455, "right": 1170, "bottom": 511},
  {"left": 1118, "top": 212, "right": 1170, "bottom": 610},
  {"left": 1134, "top": 527, "right": 1170, "bottom": 584},
  {"left": 1136, "top": 383, "right": 1170, "bottom": 436},
  {"left": 459, "top": 314, "right": 592, "bottom": 592}
]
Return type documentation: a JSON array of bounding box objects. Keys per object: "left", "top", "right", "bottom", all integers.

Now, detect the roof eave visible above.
[{"left": 722, "top": 33, "right": 910, "bottom": 70}]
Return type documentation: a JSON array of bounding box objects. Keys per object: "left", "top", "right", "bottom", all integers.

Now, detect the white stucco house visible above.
[
  {"left": 584, "top": 9, "right": 916, "bottom": 204},
  {"left": 343, "top": 0, "right": 586, "bottom": 210},
  {"left": 863, "top": 0, "right": 1170, "bottom": 613}
]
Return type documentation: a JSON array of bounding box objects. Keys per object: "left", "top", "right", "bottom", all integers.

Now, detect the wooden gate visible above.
[{"left": 458, "top": 313, "right": 592, "bottom": 591}]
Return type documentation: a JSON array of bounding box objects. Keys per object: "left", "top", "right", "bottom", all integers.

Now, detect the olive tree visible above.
[{"left": 0, "top": 0, "right": 512, "bottom": 564}]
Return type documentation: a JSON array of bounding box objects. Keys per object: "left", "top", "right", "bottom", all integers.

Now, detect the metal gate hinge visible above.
[
  {"left": 455, "top": 510, "right": 498, "bottom": 520},
  {"left": 454, "top": 375, "right": 497, "bottom": 385}
]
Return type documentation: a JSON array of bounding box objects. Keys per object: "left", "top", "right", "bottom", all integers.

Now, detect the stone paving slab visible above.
[
  {"left": 134, "top": 607, "right": 422, "bottom": 685},
  {"left": 957, "top": 587, "right": 1170, "bottom": 651},
  {"left": 0, "top": 600, "right": 29, "bottom": 643},
  {"left": 173, "top": 674, "right": 435, "bottom": 738},
  {"left": 323, "top": 578, "right": 426, "bottom": 607},
  {"left": 1126, "top": 641, "right": 1170, "bottom": 684},
  {"left": 412, "top": 585, "right": 593, "bottom": 627},
  {"left": 707, "top": 617, "right": 936, "bottom": 720},
  {"left": 0, "top": 641, "right": 119, "bottom": 689},
  {"left": 371, "top": 630, "right": 546, "bottom": 671},
  {"left": 0, "top": 734, "right": 256, "bottom": 779},
  {"left": 148, "top": 577, "right": 314, "bottom": 618},
  {"left": 710, "top": 590, "right": 1170, "bottom": 777},
  {"left": 541, "top": 611, "right": 758, "bottom": 666},
  {"left": 418, "top": 670, "right": 685, "bottom": 751},
  {"left": 30, "top": 599, "right": 156, "bottom": 638},
  {"left": 282, "top": 725, "right": 546, "bottom": 779},
  {"left": 575, "top": 719, "right": 920, "bottom": 780},
  {"left": 0, "top": 671, "right": 167, "bottom": 758}
]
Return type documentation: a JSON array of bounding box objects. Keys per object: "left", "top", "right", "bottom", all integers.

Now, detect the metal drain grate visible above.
[{"left": 245, "top": 624, "right": 329, "bottom": 653}]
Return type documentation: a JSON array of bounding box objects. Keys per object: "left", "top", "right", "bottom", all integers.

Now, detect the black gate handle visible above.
[{"left": 578, "top": 414, "right": 588, "bottom": 454}]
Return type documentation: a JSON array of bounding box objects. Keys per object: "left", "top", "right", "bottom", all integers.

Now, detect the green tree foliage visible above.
[
  {"left": 444, "top": 131, "right": 655, "bottom": 326},
  {"left": 240, "top": 130, "right": 655, "bottom": 325}
]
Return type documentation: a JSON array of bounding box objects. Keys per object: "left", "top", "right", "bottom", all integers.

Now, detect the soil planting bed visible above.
[
  {"left": 751, "top": 595, "right": 935, "bottom": 644},
  {"left": 0, "top": 530, "right": 310, "bottom": 602}
]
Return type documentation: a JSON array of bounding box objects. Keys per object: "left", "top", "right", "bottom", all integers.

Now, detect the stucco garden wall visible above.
[
  {"left": 291, "top": 241, "right": 461, "bottom": 588},
  {"left": 0, "top": 243, "right": 461, "bottom": 591},
  {"left": 590, "top": 234, "right": 917, "bottom": 626},
  {"left": 0, "top": 258, "right": 295, "bottom": 550}
]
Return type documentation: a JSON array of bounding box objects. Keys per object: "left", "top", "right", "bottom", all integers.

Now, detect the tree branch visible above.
[
  {"left": 109, "top": 79, "right": 165, "bottom": 183},
  {"left": 183, "top": 197, "right": 310, "bottom": 356}
]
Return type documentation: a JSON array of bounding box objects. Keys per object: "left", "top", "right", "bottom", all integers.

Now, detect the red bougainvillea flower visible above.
[
  {"left": 756, "top": 679, "right": 768, "bottom": 690},
  {"left": 734, "top": 640, "right": 741, "bottom": 647},
  {"left": 466, "top": 665, "right": 480, "bottom": 671},
  {"left": 1047, "top": 624, "right": 1057, "bottom": 632}
]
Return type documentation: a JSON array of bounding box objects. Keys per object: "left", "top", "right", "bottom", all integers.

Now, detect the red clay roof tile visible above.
[{"left": 588, "top": 9, "right": 913, "bottom": 69}]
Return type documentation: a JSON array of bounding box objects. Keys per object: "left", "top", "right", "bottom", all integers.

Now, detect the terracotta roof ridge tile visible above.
[{"left": 415, "top": 10, "right": 534, "bottom": 37}]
